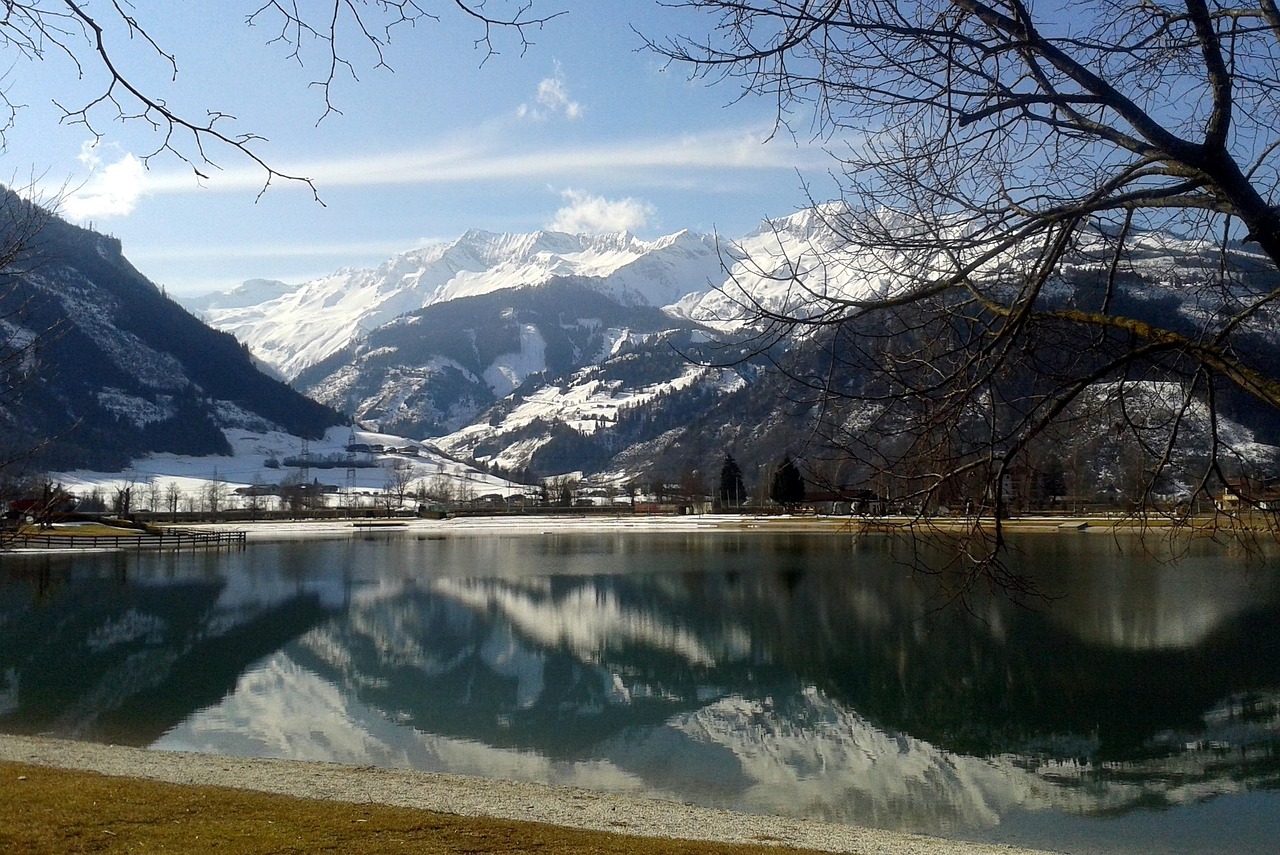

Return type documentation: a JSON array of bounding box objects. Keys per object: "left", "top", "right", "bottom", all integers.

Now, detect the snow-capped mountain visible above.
[
  {"left": 181, "top": 210, "right": 860, "bottom": 382},
  {"left": 178, "top": 208, "right": 1280, "bottom": 494},
  {"left": 289, "top": 278, "right": 717, "bottom": 440},
  {"left": 183, "top": 229, "right": 722, "bottom": 380},
  {"left": 172, "top": 209, "right": 880, "bottom": 481},
  {"left": 179, "top": 278, "right": 296, "bottom": 313}
]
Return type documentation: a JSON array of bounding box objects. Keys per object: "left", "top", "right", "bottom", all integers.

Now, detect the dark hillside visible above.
[
  {"left": 295, "top": 278, "right": 701, "bottom": 438},
  {"left": 0, "top": 190, "right": 342, "bottom": 472}
]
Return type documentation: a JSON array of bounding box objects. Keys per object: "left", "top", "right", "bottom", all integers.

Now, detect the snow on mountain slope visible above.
[
  {"left": 0, "top": 194, "right": 342, "bottom": 470},
  {"left": 188, "top": 229, "right": 730, "bottom": 379},
  {"left": 483, "top": 322, "right": 547, "bottom": 398},
  {"left": 437, "top": 356, "right": 743, "bottom": 475},
  {"left": 670, "top": 205, "right": 885, "bottom": 329},
  {"left": 186, "top": 210, "right": 887, "bottom": 380},
  {"left": 181, "top": 278, "right": 297, "bottom": 313},
  {"left": 289, "top": 279, "right": 715, "bottom": 442}
]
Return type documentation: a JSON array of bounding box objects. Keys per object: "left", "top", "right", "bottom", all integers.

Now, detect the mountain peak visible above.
[
  {"left": 750, "top": 202, "right": 850, "bottom": 243},
  {"left": 190, "top": 210, "right": 857, "bottom": 379},
  {"left": 179, "top": 278, "right": 297, "bottom": 313}
]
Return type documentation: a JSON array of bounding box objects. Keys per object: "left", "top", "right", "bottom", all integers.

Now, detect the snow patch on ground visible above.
[
  {"left": 95, "top": 389, "right": 175, "bottom": 428},
  {"left": 50, "top": 425, "right": 523, "bottom": 510},
  {"left": 483, "top": 324, "right": 548, "bottom": 398}
]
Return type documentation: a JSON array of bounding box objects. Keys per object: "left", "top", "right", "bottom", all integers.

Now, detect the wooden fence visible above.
[{"left": 11, "top": 528, "right": 246, "bottom": 552}]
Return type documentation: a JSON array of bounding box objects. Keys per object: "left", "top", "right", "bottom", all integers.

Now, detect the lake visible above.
[{"left": 1, "top": 528, "right": 1278, "bottom": 853}]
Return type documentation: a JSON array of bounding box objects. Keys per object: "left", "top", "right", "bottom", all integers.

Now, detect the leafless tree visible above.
[
  {"left": 144, "top": 478, "right": 161, "bottom": 513},
  {"left": 1, "top": 1, "right": 563, "bottom": 196},
  {"left": 164, "top": 481, "right": 182, "bottom": 518},
  {"left": 382, "top": 458, "right": 415, "bottom": 511},
  {"left": 654, "top": 1, "right": 1280, "bottom": 592},
  {"left": 204, "top": 468, "right": 230, "bottom": 515},
  {"left": 112, "top": 474, "right": 134, "bottom": 516},
  {"left": 545, "top": 474, "right": 581, "bottom": 506},
  {"left": 425, "top": 473, "right": 456, "bottom": 505}
]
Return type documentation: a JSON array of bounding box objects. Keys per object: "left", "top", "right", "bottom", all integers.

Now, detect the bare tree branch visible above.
[
  {"left": 654, "top": 1, "right": 1280, "bottom": 590},
  {"left": 0, "top": 1, "right": 564, "bottom": 197}
]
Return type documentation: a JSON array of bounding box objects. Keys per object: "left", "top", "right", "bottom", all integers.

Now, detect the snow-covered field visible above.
[{"left": 50, "top": 426, "right": 524, "bottom": 511}]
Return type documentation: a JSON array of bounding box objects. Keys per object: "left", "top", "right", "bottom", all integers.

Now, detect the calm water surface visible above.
[{"left": 1, "top": 531, "right": 1278, "bottom": 854}]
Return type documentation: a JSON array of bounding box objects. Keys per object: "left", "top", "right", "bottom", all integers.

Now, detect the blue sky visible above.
[{"left": 8, "top": 2, "right": 833, "bottom": 296}]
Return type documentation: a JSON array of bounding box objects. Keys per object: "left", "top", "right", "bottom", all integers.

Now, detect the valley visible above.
[{"left": 0, "top": 191, "right": 1277, "bottom": 523}]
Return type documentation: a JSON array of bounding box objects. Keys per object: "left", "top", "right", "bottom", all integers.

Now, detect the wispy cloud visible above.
[
  {"left": 139, "top": 125, "right": 821, "bottom": 196},
  {"left": 60, "top": 144, "right": 148, "bottom": 221},
  {"left": 548, "top": 189, "right": 655, "bottom": 234},
  {"left": 517, "top": 61, "right": 583, "bottom": 121},
  {"left": 127, "top": 237, "right": 447, "bottom": 263}
]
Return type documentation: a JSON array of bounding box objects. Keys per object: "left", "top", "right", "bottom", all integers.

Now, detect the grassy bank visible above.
[{"left": 0, "top": 761, "right": 820, "bottom": 855}]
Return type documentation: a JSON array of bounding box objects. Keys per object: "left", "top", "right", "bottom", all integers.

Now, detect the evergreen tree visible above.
[
  {"left": 718, "top": 454, "right": 746, "bottom": 507},
  {"left": 769, "top": 457, "right": 805, "bottom": 508}
]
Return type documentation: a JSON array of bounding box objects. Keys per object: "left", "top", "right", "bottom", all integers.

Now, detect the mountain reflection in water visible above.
[{"left": 1, "top": 532, "right": 1278, "bottom": 854}]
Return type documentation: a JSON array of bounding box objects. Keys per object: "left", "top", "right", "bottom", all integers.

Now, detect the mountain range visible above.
[
  {"left": 176, "top": 211, "right": 1280, "bottom": 500},
  {"left": 185, "top": 213, "right": 856, "bottom": 381},
  {"left": 3, "top": 182, "right": 1277, "bottom": 500},
  {"left": 178, "top": 213, "right": 861, "bottom": 487}
]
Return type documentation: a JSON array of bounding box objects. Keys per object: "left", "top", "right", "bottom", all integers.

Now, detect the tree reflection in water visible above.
[{"left": 1, "top": 532, "right": 1277, "bottom": 853}]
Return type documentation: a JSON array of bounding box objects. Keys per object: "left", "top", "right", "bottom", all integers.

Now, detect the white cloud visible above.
[
  {"left": 548, "top": 189, "right": 656, "bottom": 235},
  {"left": 62, "top": 148, "right": 148, "bottom": 221},
  {"left": 519, "top": 62, "right": 583, "bottom": 121},
  {"left": 128, "top": 237, "right": 448, "bottom": 263},
  {"left": 77, "top": 140, "right": 103, "bottom": 169},
  {"left": 135, "top": 124, "right": 817, "bottom": 196}
]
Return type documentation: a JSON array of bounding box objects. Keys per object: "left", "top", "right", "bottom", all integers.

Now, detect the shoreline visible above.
[
  {"left": 0, "top": 734, "right": 1059, "bottom": 855},
  {"left": 175, "top": 511, "right": 1242, "bottom": 543},
  {"left": 6, "top": 510, "right": 1258, "bottom": 554}
]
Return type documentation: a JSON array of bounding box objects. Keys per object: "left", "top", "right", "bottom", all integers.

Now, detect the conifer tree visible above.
[
  {"left": 769, "top": 457, "right": 805, "bottom": 509},
  {"left": 718, "top": 454, "right": 746, "bottom": 507}
]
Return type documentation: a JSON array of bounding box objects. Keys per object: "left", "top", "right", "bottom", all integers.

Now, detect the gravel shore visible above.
[{"left": 0, "top": 735, "right": 1060, "bottom": 854}]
